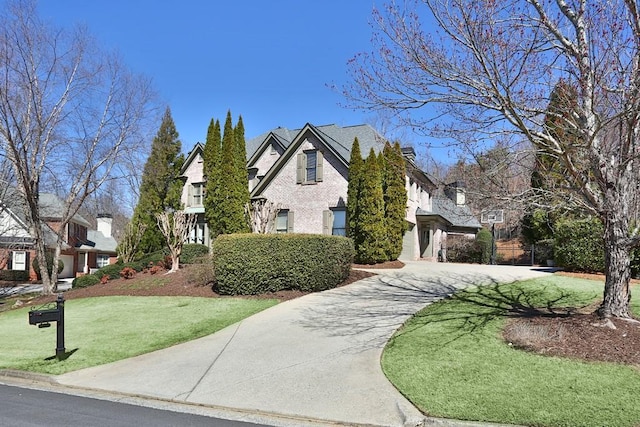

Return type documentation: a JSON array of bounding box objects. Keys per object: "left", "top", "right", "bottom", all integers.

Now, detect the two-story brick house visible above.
[
  {"left": 0, "top": 193, "right": 117, "bottom": 280},
  {"left": 180, "top": 123, "right": 481, "bottom": 261}
]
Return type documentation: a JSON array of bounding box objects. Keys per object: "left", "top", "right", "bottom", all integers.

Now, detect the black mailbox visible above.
[
  {"left": 28, "top": 294, "right": 66, "bottom": 359},
  {"left": 29, "top": 308, "right": 61, "bottom": 325}
]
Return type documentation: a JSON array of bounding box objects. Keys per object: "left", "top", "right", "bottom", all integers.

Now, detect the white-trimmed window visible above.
[
  {"left": 97, "top": 254, "right": 110, "bottom": 268},
  {"left": 11, "top": 251, "right": 27, "bottom": 271}
]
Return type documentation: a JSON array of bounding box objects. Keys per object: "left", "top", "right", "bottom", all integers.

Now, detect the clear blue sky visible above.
[{"left": 36, "top": 1, "right": 385, "bottom": 154}]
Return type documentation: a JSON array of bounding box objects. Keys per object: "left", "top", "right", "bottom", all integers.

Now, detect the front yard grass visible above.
[
  {"left": 0, "top": 296, "right": 277, "bottom": 375},
  {"left": 382, "top": 276, "right": 640, "bottom": 427}
]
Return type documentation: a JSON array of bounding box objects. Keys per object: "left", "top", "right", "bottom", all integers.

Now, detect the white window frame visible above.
[{"left": 96, "top": 254, "right": 110, "bottom": 268}]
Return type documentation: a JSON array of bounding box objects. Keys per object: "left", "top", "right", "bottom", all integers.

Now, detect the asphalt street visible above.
[{"left": 0, "top": 383, "right": 265, "bottom": 427}]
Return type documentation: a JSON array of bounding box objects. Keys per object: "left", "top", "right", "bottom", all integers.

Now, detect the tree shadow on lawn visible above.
[{"left": 296, "top": 272, "right": 595, "bottom": 352}]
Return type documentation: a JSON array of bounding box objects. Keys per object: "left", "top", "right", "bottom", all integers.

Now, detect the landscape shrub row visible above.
[
  {"left": 446, "top": 228, "right": 493, "bottom": 264},
  {"left": 72, "top": 261, "right": 145, "bottom": 288},
  {"left": 212, "top": 233, "right": 354, "bottom": 295},
  {"left": 0, "top": 270, "right": 29, "bottom": 282}
]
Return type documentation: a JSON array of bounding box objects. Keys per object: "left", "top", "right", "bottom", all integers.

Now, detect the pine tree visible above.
[
  {"left": 383, "top": 141, "right": 407, "bottom": 260},
  {"left": 132, "top": 107, "right": 184, "bottom": 255},
  {"left": 356, "top": 149, "right": 388, "bottom": 263},
  {"left": 347, "top": 138, "right": 364, "bottom": 247},
  {"left": 208, "top": 111, "right": 249, "bottom": 236}
]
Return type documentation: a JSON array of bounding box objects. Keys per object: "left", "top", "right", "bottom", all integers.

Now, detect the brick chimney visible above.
[{"left": 97, "top": 214, "right": 113, "bottom": 237}]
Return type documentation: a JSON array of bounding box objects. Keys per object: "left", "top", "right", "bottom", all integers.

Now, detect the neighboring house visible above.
[
  {"left": 180, "top": 122, "right": 481, "bottom": 261},
  {"left": 0, "top": 193, "right": 117, "bottom": 280}
]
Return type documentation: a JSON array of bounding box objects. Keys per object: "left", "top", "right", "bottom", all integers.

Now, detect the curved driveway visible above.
[{"left": 56, "top": 262, "right": 552, "bottom": 426}]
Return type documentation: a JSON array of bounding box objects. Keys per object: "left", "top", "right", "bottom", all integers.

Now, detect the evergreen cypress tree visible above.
[
  {"left": 208, "top": 111, "right": 249, "bottom": 236},
  {"left": 347, "top": 138, "right": 364, "bottom": 247},
  {"left": 233, "top": 116, "right": 250, "bottom": 232},
  {"left": 383, "top": 141, "right": 407, "bottom": 260},
  {"left": 203, "top": 119, "right": 221, "bottom": 234},
  {"left": 356, "top": 149, "right": 387, "bottom": 264},
  {"left": 132, "top": 107, "right": 184, "bottom": 255}
]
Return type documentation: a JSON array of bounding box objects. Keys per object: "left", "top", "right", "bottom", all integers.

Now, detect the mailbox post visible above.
[{"left": 28, "top": 293, "right": 66, "bottom": 360}]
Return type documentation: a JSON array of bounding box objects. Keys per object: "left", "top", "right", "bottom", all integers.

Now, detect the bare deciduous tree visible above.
[
  {"left": 0, "top": 0, "right": 155, "bottom": 294},
  {"left": 346, "top": 0, "right": 640, "bottom": 318},
  {"left": 117, "top": 220, "right": 148, "bottom": 264},
  {"left": 156, "top": 211, "right": 196, "bottom": 273},
  {"left": 245, "top": 200, "right": 281, "bottom": 234}
]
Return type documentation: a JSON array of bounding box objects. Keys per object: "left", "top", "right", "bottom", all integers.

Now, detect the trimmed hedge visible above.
[
  {"left": 180, "top": 243, "right": 209, "bottom": 264},
  {"left": 0, "top": 270, "right": 29, "bottom": 282},
  {"left": 554, "top": 218, "right": 604, "bottom": 272},
  {"left": 72, "top": 274, "right": 100, "bottom": 288},
  {"left": 212, "top": 233, "right": 354, "bottom": 295}
]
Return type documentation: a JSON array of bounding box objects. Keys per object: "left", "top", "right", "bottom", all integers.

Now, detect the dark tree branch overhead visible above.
[{"left": 346, "top": 0, "right": 640, "bottom": 318}]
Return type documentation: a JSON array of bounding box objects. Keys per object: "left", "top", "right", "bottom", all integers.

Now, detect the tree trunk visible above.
[
  {"left": 169, "top": 253, "right": 179, "bottom": 273},
  {"left": 599, "top": 214, "right": 632, "bottom": 318}
]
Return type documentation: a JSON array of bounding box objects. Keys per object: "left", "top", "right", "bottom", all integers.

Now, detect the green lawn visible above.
[
  {"left": 382, "top": 276, "right": 640, "bottom": 427},
  {"left": 0, "top": 296, "right": 277, "bottom": 375}
]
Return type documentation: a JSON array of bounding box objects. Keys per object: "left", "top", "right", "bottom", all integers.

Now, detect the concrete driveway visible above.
[{"left": 55, "top": 262, "right": 552, "bottom": 427}]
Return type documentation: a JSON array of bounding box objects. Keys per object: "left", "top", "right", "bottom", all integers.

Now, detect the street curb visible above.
[
  {"left": 1, "top": 369, "right": 379, "bottom": 427},
  {"left": 0, "top": 369, "right": 518, "bottom": 427}
]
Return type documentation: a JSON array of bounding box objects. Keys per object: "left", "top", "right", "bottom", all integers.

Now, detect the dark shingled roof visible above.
[
  {"left": 417, "top": 197, "right": 482, "bottom": 230},
  {"left": 246, "top": 123, "right": 386, "bottom": 163}
]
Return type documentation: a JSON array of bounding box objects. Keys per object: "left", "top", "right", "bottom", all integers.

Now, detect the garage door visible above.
[{"left": 59, "top": 255, "right": 74, "bottom": 278}]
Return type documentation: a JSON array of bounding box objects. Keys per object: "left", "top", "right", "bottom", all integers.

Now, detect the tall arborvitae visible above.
[
  {"left": 132, "top": 107, "right": 184, "bottom": 254},
  {"left": 233, "top": 115, "right": 250, "bottom": 232},
  {"left": 203, "top": 118, "right": 221, "bottom": 233},
  {"left": 356, "top": 148, "right": 387, "bottom": 264},
  {"left": 208, "top": 111, "right": 249, "bottom": 236},
  {"left": 383, "top": 141, "right": 407, "bottom": 260},
  {"left": 347, "top": 138, "right": 364, "bottom": 246}
]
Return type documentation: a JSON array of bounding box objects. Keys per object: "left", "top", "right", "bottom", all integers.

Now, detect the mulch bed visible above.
[{"left": 10, "top": 264, "right": 381, "bottom": 307}]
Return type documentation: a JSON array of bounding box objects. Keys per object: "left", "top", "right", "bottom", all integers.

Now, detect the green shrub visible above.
[
  {"left": 137, "top": 249, "right": 169, "bottom": 267},
  {"left": 180, "top": 244, "right": 209, "bottom": 264},
  {"left": 554, "top": 218, "right": 604, "bottom": 272},
  {"left": 212, "top": 233, "right": 354, "bottom": 295},
  {"left": 533, "top": 238, "right": 554, "bottom": 265},
  {"left": 0, "top": 270, "right": 29, "bottom": 282},
  {"left": 123, "top": 261, "right": 144, "bottom": 272},
  {"left": 186, "top": 255, "right": 215, "bottom": 286},
  {"left": 476, "top": 228, "right": 493, "bottom": 264},
  {"left": 72, "top": 274, "right": 100, "bottom": 288},
  {"left": 32, "top": 253, "right": 64, "bottom": 280},
  {"left": 93, "top": 264, "right": 125, "bottom": 280}
]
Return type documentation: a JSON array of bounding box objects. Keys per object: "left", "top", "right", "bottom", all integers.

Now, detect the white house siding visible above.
[
  {"left": 0, "top": 210, "right": 30, "bottom": 239},
  {"left": 260, "top": 136, "right": 348, "bottom": 234},
  {"left": 404, "top": 176, "right": 436, "bottom": 260}
]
